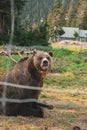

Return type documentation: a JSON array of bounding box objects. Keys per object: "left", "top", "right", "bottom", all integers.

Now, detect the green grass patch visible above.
[
  {"left": 53, "top": 48, "right": 72, "bottom": 58},
  {"left": 0, "top": 48, "right": 87, "bottom": 89},
  {"left": 0, "top": 55, "right": 20, "bottom": 75},
  {"left": 83, "top": 118, "right": 87, "bottom": 123},
  {"left": 0, "top": 47, "right": 87, "bottom": 130}
]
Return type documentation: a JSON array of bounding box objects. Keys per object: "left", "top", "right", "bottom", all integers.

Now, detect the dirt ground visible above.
[
  {"left": 0, "top": 45, "right": 87, "bottom": 130},
  {"left": 0, "top": 106, "right": 87, "bottom": 130}
]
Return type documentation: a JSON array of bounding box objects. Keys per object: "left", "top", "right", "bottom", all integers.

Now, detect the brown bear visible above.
[{"left": 0, "top": 50, "right": 53, "bottom": 117}]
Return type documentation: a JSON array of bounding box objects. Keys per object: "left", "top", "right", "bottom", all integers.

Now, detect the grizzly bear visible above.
[{"left": 0, "top": 50, "right": 53, "bottom": 117}]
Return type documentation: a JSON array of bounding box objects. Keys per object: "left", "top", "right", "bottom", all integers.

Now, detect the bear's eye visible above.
[
  {"left": 38, "top": 57, "right": 42, "bottom": 60},
  {"left": 47, "top": 56, "right": 50, "bottom": 60}
]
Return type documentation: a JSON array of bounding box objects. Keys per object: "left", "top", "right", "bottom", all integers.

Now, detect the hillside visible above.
[
  {"left": 20, "top": 0, "right": 80, "bottom": 27},
  {"left": 20, "top": 0, "right": 54, "bottom": 27}
]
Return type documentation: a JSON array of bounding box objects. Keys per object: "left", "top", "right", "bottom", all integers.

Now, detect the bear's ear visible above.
[
  {"left": 49, "top": 52, "right": 53, "bottom": 57},
  {"left": 31, "top": 49, "right": 37, "bottom": 56}
]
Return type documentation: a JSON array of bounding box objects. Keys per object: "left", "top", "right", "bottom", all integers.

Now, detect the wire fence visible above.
[
  {"left": 0, "top": 0, "right": 87, "bottom": 118},
  {"left": 1, "top": 0, "right": 87, "bottom": 130},
  {"left": 0, "top": 82, "right": 87, "bottom": 109}
]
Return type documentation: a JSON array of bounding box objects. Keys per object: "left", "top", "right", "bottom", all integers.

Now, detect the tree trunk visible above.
[
  {"left": 0, "top": 13, "right": 3, "bottom": 34},
  {"left": 2, "top": 14, "right": 5, "bottom": 33}
]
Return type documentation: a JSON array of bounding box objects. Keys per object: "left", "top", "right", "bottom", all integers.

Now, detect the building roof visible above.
[
  {"left": 61, "top": 27, "right": 87, "bottom": 38},
  {"left": 61, "top": 27, "right": 79, "bottom": 38},
  {"left": 79, "top": 30, "right": 87, "bottom": 37}
]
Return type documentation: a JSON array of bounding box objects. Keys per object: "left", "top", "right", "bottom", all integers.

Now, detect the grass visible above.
[
  {"left": 0, "top": 46, "right": 87, "bottom": 129},
  {"left": 44, "top": 48, "right": 87, "bottom": 89},
  {"left": 0, "top": 55, "right": 20, "bottom": 75}
]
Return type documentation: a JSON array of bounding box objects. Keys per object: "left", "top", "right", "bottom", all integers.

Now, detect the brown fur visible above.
[
  {"left": 0, "top": 50, "right": 53, "bottom": 117},
  {"left": 73, "top": 126, "right": 81, "bottom": 130}
]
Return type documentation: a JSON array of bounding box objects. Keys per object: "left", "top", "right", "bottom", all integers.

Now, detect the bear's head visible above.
[{"left": 32, "top": 50, "right": 53, "bottom": 75}]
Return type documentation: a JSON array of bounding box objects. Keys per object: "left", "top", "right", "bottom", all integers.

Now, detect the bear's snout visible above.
[
  {"left": 43, "top": 59, "right": 48, "bottom": 66},
  {"left": 40, "top": 58, "right": 50, "bottom": 72},
  {"left": 42, "top": 58, "right": 49, "bottom": 66}
]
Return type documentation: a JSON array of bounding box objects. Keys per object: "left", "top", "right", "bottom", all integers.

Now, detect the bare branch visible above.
[
  {"left": 17, "top": 51, "right": 23, "bottom": 58},
  {"left": 7, "top": 53, "right": 17, "bottom": 63}
]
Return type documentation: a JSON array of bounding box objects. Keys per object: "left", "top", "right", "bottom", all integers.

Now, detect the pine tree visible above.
[
  {"left": 66, "top": 0, "right": 78, "bottom": 27},
  {"left": 47, "top": 0, "right": 65, "bottom": 36},
  {"left": 0, "top": 0, "right": 26, "bottom": 34},
  {"left": 77, "top": 0, "right": 87, "bottom": 29},
  {"left": 73, "top": 31, "right": 79, "bottom": 40},
  {"left": 0, "top": 0, "right": 26, "bottom": 44},
  {"left": 81, "top": 9, "right": 87, "bottom": 29},
  {"left": 49, "top": 0, "right": 62, "bottom": 26}
]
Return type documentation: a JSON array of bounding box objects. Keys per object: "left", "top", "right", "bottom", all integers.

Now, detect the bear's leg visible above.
[
  {"left": 18, "top": 103, "right": 44, "bottom": 117},
  {"left": 33, "top": 100, "right": 53, "bottom": 109},
  {"left": 1, "top": 103, "right": 19, "bottom": 116}
]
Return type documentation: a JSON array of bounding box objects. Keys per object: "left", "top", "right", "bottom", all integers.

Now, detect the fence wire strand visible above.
[
  {"left": 0, "top": 82, "right": 87, "bottom": 109},
  {"left": 0, "top": 82, "right": 87, "bottom": 94}
]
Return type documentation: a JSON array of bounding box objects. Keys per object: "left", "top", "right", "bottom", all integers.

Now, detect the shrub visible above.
[{"left": 0, "top": 21, "right": 49, "bottom": 46}]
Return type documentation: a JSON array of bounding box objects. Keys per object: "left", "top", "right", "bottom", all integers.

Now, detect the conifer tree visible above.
[
  {"left": 77, "top": 0, "right": 87, "bottom": 29},
  {"left": 47, "top": 0, "right": 65, "bottom": 36},
  {"left": 66, "top": 0, "right": 78, "bottom": 27},
  {"left": 0, "top": 0, "right": 26, "bottom": 34},
  {"left": 48, "top": 0, "right": 62, "bottom": 27}
]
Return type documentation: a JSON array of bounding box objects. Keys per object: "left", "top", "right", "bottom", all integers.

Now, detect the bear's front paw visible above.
[
  {"left": 47, "top": 105, "right": 54, "bottom": 109},
  {"left": 36, "top": 107, "right": 44, "bottom": 117}
]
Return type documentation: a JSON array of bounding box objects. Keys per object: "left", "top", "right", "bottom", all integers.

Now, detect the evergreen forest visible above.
[{"left": 0, "top": 0, "right": 87, "bottom": 46}]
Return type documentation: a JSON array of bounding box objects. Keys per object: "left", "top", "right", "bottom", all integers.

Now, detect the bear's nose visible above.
[{"left": 43, "top": 60, "right": 48, "bottom": 66}]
